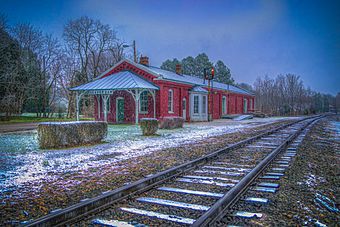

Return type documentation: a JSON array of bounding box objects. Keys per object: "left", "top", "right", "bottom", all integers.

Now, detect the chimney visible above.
[
  {"left": 176, "top": 64, "right": 182, "bottom": 75},
  {"left": 139, "top": 56, "right": 149, "bottom": 66}
]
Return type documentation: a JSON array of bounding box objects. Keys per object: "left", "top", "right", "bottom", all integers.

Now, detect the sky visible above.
[{"left": 1, "top": 0, "right": 339, "bottom": 95}]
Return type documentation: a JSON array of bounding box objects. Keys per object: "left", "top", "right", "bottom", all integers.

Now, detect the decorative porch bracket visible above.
[
  {"left": 101, "top": 94, "right": 110, "bottom": 122},
  {"left": 127, "top": 89, "right": 157, "bottom": 124},
  {"left": 127, "top": 89, "right": 141, "bottom": 124}
]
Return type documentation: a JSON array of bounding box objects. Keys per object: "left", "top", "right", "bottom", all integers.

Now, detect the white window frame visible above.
[
  {"left": 222, "top": 96, "right": 227, "bottom": 114},
  {"left": 243, "top": 98, "right": 248, "bottom": 113},
  {"left": 193, "top": 95, "right": 199, "bottom": 114},
  {"left": 139, "top": 90, "right": 148, "bottom": 114},
  {"left": 168, "top": 89, "right": 174, "bottom": 113},
  {"left": 202, "top": 95, "right": 206, "bottom": 114}
]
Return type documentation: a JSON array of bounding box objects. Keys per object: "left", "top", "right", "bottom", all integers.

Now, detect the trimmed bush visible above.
[
  {"left": 38, "top": 121, "right": 107, "bottom": 149},
  {"left": 159, "top": 117, "right": 184, "bottom": 129},
  {"left": 253, "top": 111, "right": 266, "bottom": 118},
  {"left": 140, "top": 118, "right": 158, "bottom": 136}
]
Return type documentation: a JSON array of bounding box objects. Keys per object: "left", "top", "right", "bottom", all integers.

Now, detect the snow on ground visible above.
[{"left": 0, "top": 117, "right": 301, "bottom": 195}]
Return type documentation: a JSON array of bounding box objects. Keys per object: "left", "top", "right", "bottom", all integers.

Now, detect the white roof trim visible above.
[{"left": 96, "top": 59, "right": 161, "bottom": 80}]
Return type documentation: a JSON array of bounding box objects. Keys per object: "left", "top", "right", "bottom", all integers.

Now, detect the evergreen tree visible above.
[
  {"left": 0, "top": 16, "right": 25, "bottom": 116},
  {"left": 194, "top": 53, "right": 213, "bottom": 78},
  {"left": 160, "top": 54, "right": 234, "bottom": 84},
  {"left": 160, "top": 58, "right": 180, "bottom": 73},
  {"left": 214, "top": 60, "right": 234, "bottom": 84},
  {"left": 181, "top": 56, "right": 195, "bottom": 75},
  {"left": 237, "top": 83, "right": 253, "bottom": 92}
]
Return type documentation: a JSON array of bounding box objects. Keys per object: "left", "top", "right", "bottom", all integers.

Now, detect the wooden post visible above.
[
  {"left": 208, "top": 80, "right": 212, "bottom": 121},
  {"left": 133, "top": 40, "right": 137, "bottom": 63}
]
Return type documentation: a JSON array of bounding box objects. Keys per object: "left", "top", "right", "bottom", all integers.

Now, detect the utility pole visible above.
[
  {"left": 123, "top": 40, "right": 137, "bottom": 63},
  {"left": 204, "top": 67, "right": 215, "bottom": 121},
  {"left": 133, "top": 40, "right": 137, "bottom": 63}
]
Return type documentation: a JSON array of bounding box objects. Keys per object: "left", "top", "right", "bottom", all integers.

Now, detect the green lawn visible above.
[{"left": 0, "top": 115, "right": 94, "bottom": 124}]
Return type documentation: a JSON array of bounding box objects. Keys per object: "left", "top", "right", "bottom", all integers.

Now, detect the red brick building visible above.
[{"left": 71, "top": 58, "right": 255, "bottom": 123}]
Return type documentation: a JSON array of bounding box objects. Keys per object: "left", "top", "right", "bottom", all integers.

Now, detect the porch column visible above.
[
  {"left": 102, "top": 94, "right": 110, "bottom": 122},
  {"left": 75, "top": 91, "right": 84, "bottom": 121},
  {"left": 76, "top": 92, "right": 80, "bottom": 121},
  {"left": 135, "top": 89, "right": 141, "bottom": 124}
]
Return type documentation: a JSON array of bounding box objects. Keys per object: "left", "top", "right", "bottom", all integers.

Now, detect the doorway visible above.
[{"left": 116, "top": 97, "right": 125, "bottom": 123}]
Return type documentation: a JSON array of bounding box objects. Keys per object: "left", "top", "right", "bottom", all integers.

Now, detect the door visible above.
[
  {"left": 182, "top": 98, "right": 186, "bottom": 120},
  {"left": 116, "top": 98, "right": 124, "bottom": 123}
]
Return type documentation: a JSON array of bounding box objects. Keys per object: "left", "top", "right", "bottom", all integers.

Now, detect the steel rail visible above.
[
  {"left": 191, "top": 115, "right": 324, "bottom": 227},
  {"left": 26, "top": 116, "right": 320, "bottom": 227}
]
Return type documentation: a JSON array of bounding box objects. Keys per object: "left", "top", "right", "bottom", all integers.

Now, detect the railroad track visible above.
[
  {"left": 213, "top": 118, "right": 318, "bottom": 226},
  {"left": 26, "top": 115, "right": 324, "bottom": 227}
]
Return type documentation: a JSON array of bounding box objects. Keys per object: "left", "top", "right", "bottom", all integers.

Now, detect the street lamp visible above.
[{"left": 123, "top": 40, "right": 137, "bottom": 63}]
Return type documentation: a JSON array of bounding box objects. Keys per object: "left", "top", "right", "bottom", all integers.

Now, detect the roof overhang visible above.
[{"left": 69, "top": 70, "right": 159, "bottom": 93}]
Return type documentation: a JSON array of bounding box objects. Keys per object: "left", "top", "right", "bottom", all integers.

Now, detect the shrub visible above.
[
  {"left": 38, "top": 121, "right": 107, "bottom": 149},
  {"left": 140, "top": 118, "right": 158, "bottom": 136},
  {"left": 159, "top": 117, "right": 184, "bottom": 129}
]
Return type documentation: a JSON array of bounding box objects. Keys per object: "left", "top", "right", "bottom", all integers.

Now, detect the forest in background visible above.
[
  {"left": 1, "top": 14, "right": 339, "bottom": 119},
  {"left": 0, "top": 15, "right": 127, "bottom": 118}
]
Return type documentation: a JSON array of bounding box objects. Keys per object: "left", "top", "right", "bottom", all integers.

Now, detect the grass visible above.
[{"left": 0, "top": 116, "right": 94, "bottom": 124}]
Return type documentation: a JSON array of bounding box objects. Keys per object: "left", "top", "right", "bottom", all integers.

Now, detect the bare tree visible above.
[
  {"left": 254, "top": 73, "right": 335, "bottom": 116},
  {"left": 10, "top": 23, "right": 63, "bottom": 117},
  {"left": 63, "top": 16, "right": 123, "bottom": 117}
]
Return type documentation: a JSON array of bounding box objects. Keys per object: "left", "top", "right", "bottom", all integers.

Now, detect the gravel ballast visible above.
[{"left": 217, "top": 115, "right": 339, "bottom": 226}]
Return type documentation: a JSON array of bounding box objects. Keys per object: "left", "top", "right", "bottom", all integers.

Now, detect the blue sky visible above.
[{"left": 1, "top": 0, "right": 339, "bottom": 95}]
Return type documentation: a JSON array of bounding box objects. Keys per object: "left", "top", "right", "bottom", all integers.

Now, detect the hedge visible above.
[
  {"left": 140, "top": 118, "right": 158, "bottom": 136},
  {"left": 38, "top": 121, "right": 107, "bottom": 149}
]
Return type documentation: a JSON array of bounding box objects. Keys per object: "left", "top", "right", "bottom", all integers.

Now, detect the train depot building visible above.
[{"left": 71, "top": 58, "right": 255, "bottom": 124}]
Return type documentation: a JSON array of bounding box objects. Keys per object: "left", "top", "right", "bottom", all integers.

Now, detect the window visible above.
[
  {"left": 168, "top": 89, "right": 173, "bottom": 113},
  {"left": 250, "top": 99, "right": 253, "bottom": 110},
  {"left": 243, "top": 98, "right": 248, "bottom": 113},
  {"left": 107, "top": 97, "right": 110, "bottom": 112},
  {"left": 194, "top": 95, "right": 199, "bottom": 114},
  {"left": 222, "top": 96, "right": 227, "bottom": 114},
  {"left": 139, "top": 91, "right": 148, "bottom": 113},
  {"left": 202, "top": 96, "right": 206, "bottom": 114}
]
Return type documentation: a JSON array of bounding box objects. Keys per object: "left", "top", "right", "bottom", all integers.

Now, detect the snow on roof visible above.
[
  {"left": 147, "top": 66, "right": 253, "bottom": 96},
  {"left": 70, "top": 70, "right": 159, "bottom": 91},
  {"left": 190, "top": 86, "right": 208, "bottom": 93},
  {"left": 94, "top": 59, "right": 253, "bottom": 96}
]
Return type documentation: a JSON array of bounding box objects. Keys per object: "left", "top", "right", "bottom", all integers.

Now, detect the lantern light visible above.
[{"left": 211, "top": 67, "right": 215, "bottom": 79}]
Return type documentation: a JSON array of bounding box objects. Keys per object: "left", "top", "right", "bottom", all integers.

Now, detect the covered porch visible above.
[{"left": 69, "top": 71, "right": 159, "bottom": 124}]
